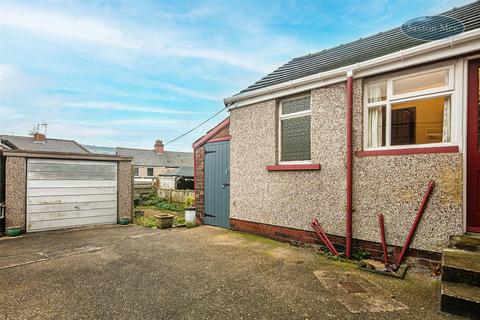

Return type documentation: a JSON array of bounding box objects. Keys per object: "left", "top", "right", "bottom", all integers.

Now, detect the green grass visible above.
[
  {"left": 134, "top": 216, "right": 157, "bottom": 228},
  {"left": 138, "top": 193, "right": 185, "bottom": 212}
]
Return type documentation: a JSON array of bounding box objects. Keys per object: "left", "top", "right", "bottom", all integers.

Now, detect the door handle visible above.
[{"left": 222, "top": 183, "right": 230, "bottom": 188}]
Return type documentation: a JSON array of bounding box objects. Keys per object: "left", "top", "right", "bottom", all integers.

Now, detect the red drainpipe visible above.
[{"left": 346, "top": 72, "right": 353, "bottom": 259}]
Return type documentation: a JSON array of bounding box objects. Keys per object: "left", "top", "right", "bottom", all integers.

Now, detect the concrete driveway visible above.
[{"left": 0, "top": 225, "right": 460, "bottom": 320}]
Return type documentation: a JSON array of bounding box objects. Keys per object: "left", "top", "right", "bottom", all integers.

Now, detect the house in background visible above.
[
  {"left": 159, "top": 166, "right": 194, "bottom": 190},
  {"left": 117, "top": 140, "right": 193, "bottom": 184},
  {"left": 195, "top": 2, "right": 480, "bottom": 317}
]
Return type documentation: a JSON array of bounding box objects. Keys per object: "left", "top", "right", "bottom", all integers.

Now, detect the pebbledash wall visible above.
[
  {"left": 193, "top": 119, "right": 230, "bottom": 224},
  {"left": 229, "top": 79, "right": 463, "bottom": 268}
]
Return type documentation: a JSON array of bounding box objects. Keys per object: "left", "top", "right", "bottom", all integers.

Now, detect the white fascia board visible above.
[{"left": 225, "top": 28, "right": 480, "bottom": 109}]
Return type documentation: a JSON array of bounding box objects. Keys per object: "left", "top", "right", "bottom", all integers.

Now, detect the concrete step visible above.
[
  {"left": 440, "top": 281, "right": 480, "bottom": 319},
  {"left": 450, "top": 233, "right": 480, "bottom": 252},
  {"left": 442, "top": 248, "right": 480, "bottom": 287}
]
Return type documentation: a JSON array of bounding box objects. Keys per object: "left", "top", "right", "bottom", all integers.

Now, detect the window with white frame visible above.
[
  {"left": 134, "top": 167, "right": 139, "bottom": 177},
  {"left": 279, "top": 95, "right": 311, "bottom": 163},
  {"left": 364, "top": 65, "right": 454, "bottom": 149}
]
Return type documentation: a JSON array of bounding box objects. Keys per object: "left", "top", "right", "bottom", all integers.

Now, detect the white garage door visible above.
[{"left": 26, "top": 159, "right": 117, "bottom": 232}]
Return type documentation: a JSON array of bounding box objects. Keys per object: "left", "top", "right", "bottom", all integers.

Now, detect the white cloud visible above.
[
  {"left": 63, "top": 101, "right": 197, "bottom": 115},
  {"left": 0, "top": 4, "right": 275, "bottom": 73},
  {"left": 104, "top": 118, "right": 199, "bottom": 127},
  {"left": 0, "top": 64, "right": 43, "bottom": 99},
  {"left": 155, "top": 82, "right": 221, "bottom": 102},
  {"left": 0, "top": 4, "right": 140, "bottom": 49}
]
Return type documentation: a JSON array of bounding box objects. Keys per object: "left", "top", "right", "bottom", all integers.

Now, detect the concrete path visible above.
[{"left": 0, "top": 225, "right": 461, "bottom": 319}]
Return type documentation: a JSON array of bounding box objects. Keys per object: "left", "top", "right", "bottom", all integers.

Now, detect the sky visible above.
[{"left": 0, "top": 0, "right": 471, "bottom": 151}]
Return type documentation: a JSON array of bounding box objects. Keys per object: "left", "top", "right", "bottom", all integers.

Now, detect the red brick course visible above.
[{"left": 230, "top": 218, "right": 441, "bottom": 270}]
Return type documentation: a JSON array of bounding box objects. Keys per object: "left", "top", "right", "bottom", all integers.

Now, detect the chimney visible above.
[
  {"left": 33, "top": 132, "right": 46, "bottom": 144},
  {"left": 155, "top": 140, "right": 164, "bottom": 153}
]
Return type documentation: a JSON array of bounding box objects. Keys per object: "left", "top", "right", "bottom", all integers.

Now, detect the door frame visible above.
[
  {"left": 203, "top": 140, "right": 230, "bottom": 228},
  {"left": 466, "top": 58, "right": 480, "bottom": 232}
]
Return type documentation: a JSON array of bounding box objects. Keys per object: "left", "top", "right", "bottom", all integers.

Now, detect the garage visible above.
[
  {"left": 1, "top": 141, "right": 133, "bottom": 235},
  {"left": 26, "top": 159, "right": 118, "bottom": 232}
]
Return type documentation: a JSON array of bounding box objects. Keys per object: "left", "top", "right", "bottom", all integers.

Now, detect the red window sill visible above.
[
  {"left": 355, "top": 146, "right": 459, "bottom": 157},
  {"left": 266, "top": 164, "right": 321, "bottom": 171}
]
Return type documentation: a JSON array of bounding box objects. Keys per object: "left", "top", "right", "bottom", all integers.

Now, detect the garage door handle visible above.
[{"left": 221, "top": 183, "right": 230, "bottom": 188}]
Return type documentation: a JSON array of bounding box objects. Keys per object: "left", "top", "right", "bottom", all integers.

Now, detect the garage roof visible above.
[
  {"left": 236, "top": 1, "right": 480, "bottom": 95},
  {"left": 0, "top": 135, "right": 90, "bottom": 154}
]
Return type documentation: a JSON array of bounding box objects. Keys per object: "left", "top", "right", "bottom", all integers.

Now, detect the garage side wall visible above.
[
  {"left": 5, "top": 156, "right": 26, "bottom": 230},
  {"left": 230, "top": 79, "right": 463, "bottom": 253},
  {"left": 117, "top": 161, "right": 133, "bottom": 220}
]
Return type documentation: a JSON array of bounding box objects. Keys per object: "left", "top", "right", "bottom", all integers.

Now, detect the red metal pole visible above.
[
  {"left": 395, "top": 181, "right": 435, "bottom": 267},
  {"left": 310, "top": 219, "right": 339, "bottom": 256},
  {"left": 346, "top": 73, "right": 353, "bottom": 259},
  {"left": 378, "top": 213, "right": 389, "bottom": 266}
]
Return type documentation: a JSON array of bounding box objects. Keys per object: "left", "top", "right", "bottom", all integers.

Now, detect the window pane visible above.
[
  {"left": 134, "top": 167, "right": 139, "bottom": 176},
  {"left": 393, "top": 70, "right": 448, "bottom": 95},
  {"left": 281, "top": 115, "right": 311, "bottom": 161},
  {"left": 281, "top": 96, "right": 310, "bottom": 115},
  {"left": 367, "top": 106, "right": 386, "bottom": 148},
  {"left": 367, "top": 82, "right": 387, "bottom": 103},
  {"left": 391, "top": 96, "right": 449, "bottom": 146},
  {"left": 147, "top": 168, "right": 154, "bottom": 176}
]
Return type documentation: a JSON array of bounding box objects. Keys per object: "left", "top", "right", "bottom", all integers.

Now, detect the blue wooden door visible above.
[{"left": 204, "top": 141, "right": 230, "bottom": 228}]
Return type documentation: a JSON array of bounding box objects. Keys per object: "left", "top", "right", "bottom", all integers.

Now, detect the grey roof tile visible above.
[
  {"left": 116, "top": 147, "right": 193, "bottom": 167},
  {"left": 0, "top": 135, "right": 90, "bottom": 154},
  {"left": 238, "top": 1, "right": 480, "bottom": 94}
]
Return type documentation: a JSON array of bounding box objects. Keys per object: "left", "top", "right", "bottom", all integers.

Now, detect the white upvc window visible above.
[
  {"left": 278, "top": 94, "right": 312, "bottom": 164},
  {"left": 364, "top": 64, "right": 456, "bottom": 150}
]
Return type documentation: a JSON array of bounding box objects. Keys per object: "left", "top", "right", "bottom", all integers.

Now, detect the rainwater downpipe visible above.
[{"left": 346, "top": 70, "right": 353, "bottom": 259}]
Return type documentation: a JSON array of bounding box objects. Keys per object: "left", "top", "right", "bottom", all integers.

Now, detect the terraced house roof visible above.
[
  {"left": 237, "top": 1, "right": 480, "bottom": 95},
  {"left": 116, "top": 147, "right": 193, "bottom": 167}
]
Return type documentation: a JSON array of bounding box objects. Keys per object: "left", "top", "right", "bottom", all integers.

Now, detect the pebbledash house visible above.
[{"left": 194, "top": 2, "right": 480, "bottom": 269}]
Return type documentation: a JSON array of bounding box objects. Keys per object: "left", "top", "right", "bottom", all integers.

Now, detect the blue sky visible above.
[{"left": 0, "top": 0, "right": 470, "bottom": 151}]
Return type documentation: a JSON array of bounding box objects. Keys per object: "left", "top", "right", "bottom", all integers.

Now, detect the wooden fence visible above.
[{"left": 157, "top": 188, "right": 194, "bottom": 203}]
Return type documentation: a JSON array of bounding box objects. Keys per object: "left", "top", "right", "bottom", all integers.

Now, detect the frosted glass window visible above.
[
  {"left": 280, "top": 116, "right": 311, "bottom": 162},
  {"left": 279, "top": 95, "right": 311, "bottom": 162},
  {"left": 281, "top": 96, "right": 311, "bottom": 115}
]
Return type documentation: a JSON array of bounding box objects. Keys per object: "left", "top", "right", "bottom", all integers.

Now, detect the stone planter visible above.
[
  {"left": 6, "top": 226, "right": 22, "bottom": 237},
  {"left": 155, "top": 214, "right": 174, "bottom": 229},
  {"left": 118, "top": 217, "right": 130, "bottom": 225},
  {"left": 185, "top": 207, "right": 196, "bottom": 226}
]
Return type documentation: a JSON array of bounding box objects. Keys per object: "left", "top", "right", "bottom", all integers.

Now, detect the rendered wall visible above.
[
  {"left": 229, "top": 79, "right": 463, "bottom": 252},
  {"left": 5, "top": 157, "right": 26, "bottom": 230},
  {"left": 117, "top": 161, "right": 133, "bottom": 220}
]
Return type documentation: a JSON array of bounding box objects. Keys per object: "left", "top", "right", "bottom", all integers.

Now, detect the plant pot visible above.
[
  {"left": 155, "top": 214, "right": 174, "bottom": 229},
  {"left": 184, "top": 207, "right": 196, "bottom": 225},
  {"left": 6, "top": 226, "right": 22, "bottom": 237},
  {"left": 118, "top": 217, "right": 130, "bottom": 225}
]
